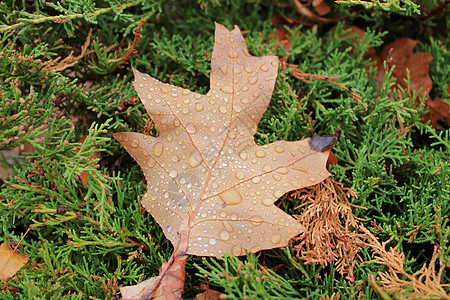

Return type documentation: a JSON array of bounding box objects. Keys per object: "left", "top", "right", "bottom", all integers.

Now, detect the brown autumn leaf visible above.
[
  {"left": 380, "top": 38, "right": 433, "bottom": 98},
  {"left": 114, "top": 22, "right": 333, "bottom": 298},
  {"left": 194, "top": 283, "right": 224, "bottom": 300},
  {"left": 0, "top": 242, "right": 28, "bottom": 281},
  {"left": 313, "top": 0, "right": 331, "bottom": 16}
]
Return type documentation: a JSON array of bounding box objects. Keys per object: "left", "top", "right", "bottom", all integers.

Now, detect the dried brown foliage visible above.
[
  {"left": 292, "top": 178, "right": 366, "bottom": 281},
  {"left": 362, "top": 227, "right": 450, "bottom": 299},
  {"left": 41, "top": 29, "right": 93, "bottom": 73}
]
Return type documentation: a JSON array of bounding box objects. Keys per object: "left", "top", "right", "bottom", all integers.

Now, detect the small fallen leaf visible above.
[
  {"left": 195, "top": 283, "right": 224, "bottom": 300},
  {"left": 0, "top": 242, "right": 29, "bottom": 281},
  {"left": 313, "top": 0, "right": 331, "bottom": 16},
  {"left": 422, "top": 96, "right": 450, "bottom": 128},
  {"left": 380, "top": 38, "right": 433, "bottom": 98},
  {"left": 292, "top": 0, "right": 342, "bottom": 24},
  {"left": 115, "top": 22, "right": 333, "bottom": 298}
]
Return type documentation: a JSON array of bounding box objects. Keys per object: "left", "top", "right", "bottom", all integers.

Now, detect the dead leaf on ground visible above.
[
  {"left": 313, "top": 0, "right": 331, "bottom": 16},
  {"left": 194, "top": 283, "right": 224, "bottom": 300},
  {"left": 380, "top": 38, "right": 433, "bottom": 98},
  {"left": 422, "top": 96, "right": 450, "bottom": 128},
  {"left": 355, "top": 30, "right": 449, "bottom": 128},
  {"left": 268, "top": 15, "right": 308, "bottom": 52},
  {"left": 0, "top": 242, "right": 29, "bottom": 281},
  {"left": 292, "top": 0, "right": 340, "bottom": 24},
  {"left": 115, "top": 22, "right": 333, "bottom": 299}
]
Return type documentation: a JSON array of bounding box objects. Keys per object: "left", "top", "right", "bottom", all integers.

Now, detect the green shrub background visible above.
[{"left": 0, "top": 0, "right": 448, "bottom": 298}]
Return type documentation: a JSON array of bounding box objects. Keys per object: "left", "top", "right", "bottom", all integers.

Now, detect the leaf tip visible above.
[{"left": 309, "top": 128, "right": 341, "bottom": 152}]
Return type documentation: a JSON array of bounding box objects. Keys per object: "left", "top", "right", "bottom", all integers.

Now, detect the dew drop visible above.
[
  {"left": 277, "top": 167, "right": 289, "bottom": 174},
  {"left": 219, "top": 230, "right": 230, "bottom": 240},
  {"left": 220, "top": 85, "right": 233, "bottom": 94},
  {"left": 309, "top": 177, "right": 316, "bottom": 182},
  {"left": 167, "top": 225, "right": 173, "bottom": 233},
  {"left": 249, "top": 215, "right": 263, "bottom": 226},
  {"left": 273, "top": 190, "right": 284, "bottom": 198},
  {"left": 169, "top": 170, "right": 178, "bottom": 178},
  {"left": 219, "top": 211, "right": 227, "bottom": 218},
  {"left": 271, "top": 233, "right": 282, "bottom": 244},
  {"left": 222, "top": 221, "right": 234, "bottom": 232},
  {"left": 209, "top": 238, "right": 217, "bottom": 245},
  {"left": 147, "top": 158, "right": 156, "bottom": 167},
  {"left": 262, "top": 164, "right": 272, "bottom": 172},
  {"left": 248, "top": 76, "right": 258, "bottom": 85},
  {"left": 241, "top": 98, "right": 249, "bottom": 104},
  {"left": 219, "top": 66, "right": 228, "bottom": 75},
  {"left": 230, "top": 213, "right": 238, "bottom": 220},
  {"left": 274, "top": 146, "right": 285, "bottom": 153},
  {"left": 195, "top": 102, "right": 204, "bottom": 112},
  {"left": 255, "top": 149, "right": 266, "bottom": 158},
  {"left": 244, "top": 66, "right": 254, "bottom": 73},
  {"left": 219, "top": 188, "right": 242, "bottom": 205},
  {"left": 153, "top": 142, "right": 164, "bottom": 157},
  {"left": 262, "top": 198, "right": 272, "bottom": 206},
  {"left": 189, "top": 151, "right": 202, "bottom": 168},
  {"left": 235, "top": 171, "right": 245, "bottom": 180},
  {"left": 251, "top": 176, "right": 261, "bottom": 184},
  {"left": 228, "top": 49, "right": 239, "bottom": 58},
  {"left": 239, "top": 150, "right": 248, "bottom": 160},
  {"left": 186, "top": 123, "right": 197, "bottom": 134},
  {"left": 231, "top": 245, "right": 242, "bottom": 256},
  {"left": 260, "top": 65, "right": 269, "bottom": 72},
  {"left": 219, "top": 105, "right": 228, "bottom": 114},
  {"left": 130, "top": 140, "right": 139, "bottom": 148},
  {"left": 171, "top": 155, "right": 179, "bottom": 162}
]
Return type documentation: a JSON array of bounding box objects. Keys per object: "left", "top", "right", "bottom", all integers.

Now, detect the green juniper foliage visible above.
[{"left": 1, "top": 0, "right": 449, "bottom": 299}]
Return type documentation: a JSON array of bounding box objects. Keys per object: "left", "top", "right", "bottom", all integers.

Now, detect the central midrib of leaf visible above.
[{"left": 193, "top": 42, "right": 236, "bottom": 223}]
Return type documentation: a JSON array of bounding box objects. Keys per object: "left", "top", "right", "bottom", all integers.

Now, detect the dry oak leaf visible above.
[
  {"left": 114, "top": 23, "right": 332, "bottom": 259},
  {"left": 0, "top": 242, "right": 28, "bottom": 281}
]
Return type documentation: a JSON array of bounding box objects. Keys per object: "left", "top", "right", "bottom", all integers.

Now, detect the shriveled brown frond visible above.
[
  {"left": 361, "top": 226, "right": 450, "bottom": 299},
  {"left": 292, "top": 178, "right": 366, "bottom": 281},
  {"left": 41, "top": 29, "right": 94, "bottom": 72}
]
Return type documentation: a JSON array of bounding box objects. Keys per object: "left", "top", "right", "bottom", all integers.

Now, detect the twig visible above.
[
  {"left": 108, "top": 18, "right": 146, "bottom": 67},
  {"left": 283, "top": 60, "right": 368, "bottom": 110},
  {"left": 0, "top": 0, "right": 144, "bottom": 33},
  {"left": 41, "top": 28, "right": 93, "bottom": 72}
]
